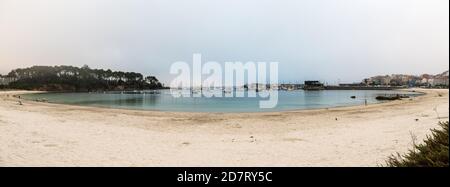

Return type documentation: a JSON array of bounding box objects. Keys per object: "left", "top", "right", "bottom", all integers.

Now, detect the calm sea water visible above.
[{"left": 22, "top": 90, "right": 421, "bottom": 112}]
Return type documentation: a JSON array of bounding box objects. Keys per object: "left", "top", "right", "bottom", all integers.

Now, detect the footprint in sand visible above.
[
  {"left": 44, "top": 144, "right": 58, "bottom": 147},
  {"left": 283, "top": 138, "right": 304, "bottom": 142}
]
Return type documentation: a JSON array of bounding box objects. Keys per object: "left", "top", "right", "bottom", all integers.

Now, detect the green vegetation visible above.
[
  {"left": 3, "top": 65, "right": 164, "bottom": 91},
  {"left": 385, "top": 121, "right": 449, "bottom": 167}
]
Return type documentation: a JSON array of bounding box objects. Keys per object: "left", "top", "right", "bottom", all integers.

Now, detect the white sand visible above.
[{"left": 0, "top": 89, "right": 448, "bottom": 166}]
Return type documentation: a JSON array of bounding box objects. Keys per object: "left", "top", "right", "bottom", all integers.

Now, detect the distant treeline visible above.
[{"left": 2, "top": 65, "right": 164, "bottom": 91}]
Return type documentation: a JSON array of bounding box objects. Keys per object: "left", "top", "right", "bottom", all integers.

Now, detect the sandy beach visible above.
[{"left": 0, "top": 89, "right": 448, "bottom": 166}]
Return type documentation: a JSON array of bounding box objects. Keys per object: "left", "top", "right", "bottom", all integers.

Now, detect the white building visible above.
[{"left": 431, "top": 77, "right": 449, "bottom": 86}]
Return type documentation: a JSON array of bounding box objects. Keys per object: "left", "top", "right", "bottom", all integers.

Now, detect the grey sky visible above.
[{"left": 0, "top": 0, "right": 448, "bottom": 84}]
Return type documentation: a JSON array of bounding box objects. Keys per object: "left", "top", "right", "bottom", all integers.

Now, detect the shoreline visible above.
[
  {"left": 13, "top": 89, "right": 424, "bottom": 115},
  {"left": 0, "top": 88, "right": 448, "bottom": 166}
]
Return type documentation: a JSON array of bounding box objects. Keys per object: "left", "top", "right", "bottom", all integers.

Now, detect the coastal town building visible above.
[
  {"left": 303, "top": 81, "right": 324, "bottom": 90},
  {"left": 365, "top": 75, "right": 391, "bottom": 86},
  {"left": 363, "top": 71, "right": 448, "bottom": 87}
]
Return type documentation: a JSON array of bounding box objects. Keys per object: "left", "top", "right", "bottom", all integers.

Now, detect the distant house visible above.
[
  {"left": 363, "top": 71, "right": 448, "bottom": 87},
  {"left": 303, "top": 81, "right": 324, "bottom": 90},
  {"left": 419, "top": 75, "right": 449, "bottom": 87},
  {"left": 432, "top": 71, "right": 449, "bottom": 87},
  {"left": 367, "top": 75, "right": 391, "bottom": 86},
  {"left": 431, "top": 77, "right": 449, "bottom": 87}
]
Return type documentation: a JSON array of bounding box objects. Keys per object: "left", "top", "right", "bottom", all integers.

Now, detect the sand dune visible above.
[{"left": 0, "top": 89, "right": 448, "bottom": 166}]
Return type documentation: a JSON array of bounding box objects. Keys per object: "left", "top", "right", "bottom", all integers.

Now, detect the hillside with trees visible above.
[{"left": 3, "top": 65, "right": 164, "bottom": 91}]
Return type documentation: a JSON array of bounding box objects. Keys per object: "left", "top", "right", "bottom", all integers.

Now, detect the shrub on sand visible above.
[{"left": 385, "top": 121, "right": 449, "bottom": 167}]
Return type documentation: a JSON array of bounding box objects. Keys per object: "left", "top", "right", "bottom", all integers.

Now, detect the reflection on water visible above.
[{"left": 22, "top": 90, "right": 422, "bottom": 112}]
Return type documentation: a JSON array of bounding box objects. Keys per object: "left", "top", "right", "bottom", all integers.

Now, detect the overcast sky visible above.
[{"left": 0, "top": 0, "right": 448, "bottom": 84}]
